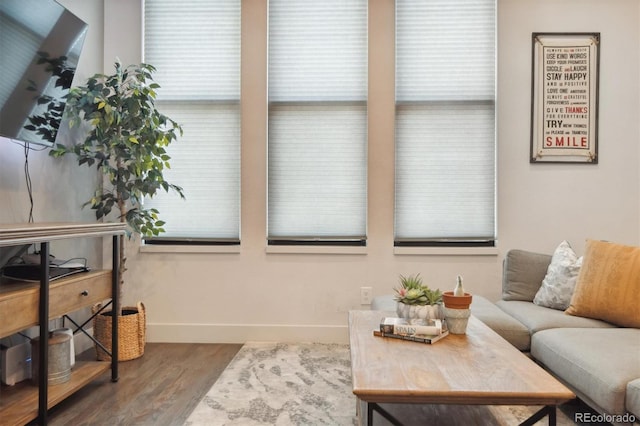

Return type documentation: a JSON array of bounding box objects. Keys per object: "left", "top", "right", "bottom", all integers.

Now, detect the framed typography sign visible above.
[{"left": 530, "top": 32, "right": 600, "bottom": 163}]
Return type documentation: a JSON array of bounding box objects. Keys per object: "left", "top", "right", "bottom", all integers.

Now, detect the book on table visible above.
[{"left": 374, "top": 317, "right": 449, "bottom": 344}]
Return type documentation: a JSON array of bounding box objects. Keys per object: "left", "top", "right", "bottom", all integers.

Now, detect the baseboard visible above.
[{"left": 146, "top": 323, "right": 350, "bottom": 344}]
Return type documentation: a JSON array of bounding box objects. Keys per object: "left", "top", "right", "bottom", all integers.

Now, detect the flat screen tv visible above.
[{"left": 0, "top": 0, "right": 88, "bottom": 147}]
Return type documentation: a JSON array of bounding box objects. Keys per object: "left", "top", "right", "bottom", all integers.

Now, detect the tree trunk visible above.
[{"left": 116, "top": 157, "right": 126, "bottom": 316}]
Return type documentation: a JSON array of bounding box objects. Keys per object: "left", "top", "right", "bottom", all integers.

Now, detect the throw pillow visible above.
[
  {"left": 533, "top": 241, "right": 583, "bottom": 310},
  {"left": 565, "top": 239, "right": 640, "bottom": 328},
  {"left": 502, "top": 249, "right": 552, "bottom": 301}
]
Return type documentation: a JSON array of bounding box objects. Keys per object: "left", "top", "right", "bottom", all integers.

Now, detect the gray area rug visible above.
[
  {"left": 185, "top": 341, "right": 597, "bottom": 425},
  {"left": 184, "top": 342, "right": 356, "bottom": 425}
]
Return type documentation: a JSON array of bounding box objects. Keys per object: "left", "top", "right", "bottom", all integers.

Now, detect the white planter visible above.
[
  {"left": 444, "top": 307, "right": 471, "bottom": 334},
  {"left": 396, "top": 302, "right": 444, "bottom": 321}
]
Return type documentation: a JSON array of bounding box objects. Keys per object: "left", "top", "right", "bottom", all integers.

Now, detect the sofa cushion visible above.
[
  {"left": 502, "top": 249, "right": 551, "bottom": 301},
  {"left": 627, "top": 379, "right": 640, "bottom": 419},
  {"left": 533, "top": 241, "right": 582, "bottom": 310},
  {"left": 531, "top": 328, "right": 640, "bottom": 415},
  {"left": 566, "top": 240, "right": 640, "bottom": 328},
  {"left": 471, "top": 296, "right": 530, "bottom": 351},
  {"left": 496, "top": 300, "right": 615, "bottom": 334}
]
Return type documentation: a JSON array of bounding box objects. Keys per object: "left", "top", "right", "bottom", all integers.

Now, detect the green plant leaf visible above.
[{"left": 48, "top": 60, "right": 186, "bottom": 306}]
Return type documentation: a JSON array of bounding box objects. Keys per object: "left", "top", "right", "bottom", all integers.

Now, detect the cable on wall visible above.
[
  {"left": 24, "top": 142, "right": 34, "bottom": 223},
  {"left": 11, "top": 139, "right": 47, "bottom": 223}
]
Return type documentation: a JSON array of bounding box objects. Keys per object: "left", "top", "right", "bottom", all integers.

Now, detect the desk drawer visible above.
[
  {"left": 0, "top": 270, "right": 112, "bottom": 338},
  {"left": 49, "top": 270, "right": 112, "bottom": 317},
  {"left": 0, "top": 285, "right": 39, "bottom": 337}
]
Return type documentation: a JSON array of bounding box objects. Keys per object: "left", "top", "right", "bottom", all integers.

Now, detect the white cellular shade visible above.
[
  {"left": 268, "top": 0, "right": 368, "bottom": 241},
  {"left": 268, "top": 105, "right": 367, "bottom": 239},
  {"left": 144, "top": 0, "right": 240, "bottom": 100},
  {"left": 142, "top": 103, "right": 240, "bottom": 239},
  {"left": 395, "top": 0, "right": 496, "bottom": 242},
  {"left": 268, "top": 0, "right": 367, "bottom": 102},
  {"left": 144, "top": 0, "right": 241, "bottom": 240},
  {"left": 395, "top": 104, "right": 495, "bottom": 239},
  {"left": 396, "top": 0, "right": 495, "bottom": 102},
  {"left": 0, "top": 16, "right": 39, "bottom": 108}
]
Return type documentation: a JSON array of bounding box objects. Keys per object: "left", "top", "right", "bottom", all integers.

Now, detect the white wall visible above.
[
  {"left": 2, "top": 0, "right": 638, "bottom": 344},
  {"left": 497, "top": 0, "right": 640, "bottom": 255}
]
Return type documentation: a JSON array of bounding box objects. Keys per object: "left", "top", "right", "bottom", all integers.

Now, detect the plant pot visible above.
[
  {"left": 93, "top": 302, "right": 146, "bottom": 361},
  {"left": 444, "top": 307, "right": 471, "bottom": 334},
  {"left": 396, "top": 301, "right": 444, "bottom": 321},
  {"left": 442, "top": 291, "right": 473, "bottom": 309}
]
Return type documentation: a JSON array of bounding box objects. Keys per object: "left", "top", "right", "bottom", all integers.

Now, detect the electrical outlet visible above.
[{"left": 360, "top": 286, "right": 373, "bottom": 305}]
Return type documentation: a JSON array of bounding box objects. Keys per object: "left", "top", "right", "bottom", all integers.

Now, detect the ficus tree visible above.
[{"left": 51, "top": 61, "right": 184, "bottom": 314}]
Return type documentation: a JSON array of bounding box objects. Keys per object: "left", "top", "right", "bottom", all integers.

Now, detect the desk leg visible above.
[
  {"left": 38, "top": 243, "right": 50, "bottom": 425},
  {"left": 111, "top": 234, "right": 119, "bottom": 382}
]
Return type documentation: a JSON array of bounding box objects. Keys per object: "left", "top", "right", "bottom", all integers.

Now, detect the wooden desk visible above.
[
  {"left": 348, "top": 310, "right": 575, "bottom": 425},
  {"left": 0, "top": 222, "right": 125, "bottom": 425}
]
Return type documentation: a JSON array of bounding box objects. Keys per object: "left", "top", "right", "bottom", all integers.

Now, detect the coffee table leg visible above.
[
  {"left": 519, "top": 405, "right": 556, "bottom": 426},
  {"left": 363, "top": 403, "right": 558, "bottom": 426},
  {"left": 548, "top": 406, "right": 556, "bottom": 426},
  {"left": 369, "top": 403, "right": 403, "bottom": 425}
]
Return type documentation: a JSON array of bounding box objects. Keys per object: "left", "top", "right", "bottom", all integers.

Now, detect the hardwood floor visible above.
[
  {"left": 44, "top": 343, "right": 242, "bottom": 426},
  {"left": 33, "top": 342, "right": 604, "bottom": 426}
]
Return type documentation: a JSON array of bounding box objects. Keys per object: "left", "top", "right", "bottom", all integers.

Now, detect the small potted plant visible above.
[
  {"left": 394, "top": 273, "right": 444, "bottom": 321},
  {"left": 443, "top": 275, "right": 473, "bottom": 334},
  {"left": 442, "top": 275, "right": 473, "bottom": 309}
]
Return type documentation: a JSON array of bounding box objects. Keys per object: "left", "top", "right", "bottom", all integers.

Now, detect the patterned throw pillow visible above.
[{"left": 533, "top": 241, "right": 582, "bottom": 310}]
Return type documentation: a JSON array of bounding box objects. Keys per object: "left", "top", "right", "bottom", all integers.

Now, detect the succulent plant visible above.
[{"left": 393, "top": 273, "right": 443, "bottom": 305}]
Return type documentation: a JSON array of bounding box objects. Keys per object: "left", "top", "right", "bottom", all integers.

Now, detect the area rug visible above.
[
  {"left": 184, "top": 342, "right": 356, "bottom": 426},
  {"left": 184, "top": 342, "right": 585, "bottom": 426}
]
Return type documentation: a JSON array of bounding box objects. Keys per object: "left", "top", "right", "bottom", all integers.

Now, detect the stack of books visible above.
[{"left": 373, "top": 317, "right": 449, "bottom": 344}]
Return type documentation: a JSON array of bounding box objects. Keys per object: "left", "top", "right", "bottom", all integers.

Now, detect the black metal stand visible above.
[
  {"left": 37, "top": 243, "right": 50, "bottom": 425},
  {"left": 111, "top": 234, "right": 119, "bottom": 382},
  {"left": 367, "top": 403, "right": 403, "bottom": 426},
  {"left": 364, "top": 403, "right": 557, "bottom": 426},
  {"left": 519, "top": 405, "right": 556, "bottom": 426},
  {"left": 62, "top": 301, "right": 113, "bottom": 355},
  {"left": 34, "top": 234, "right": 121, "bottom": 425}
]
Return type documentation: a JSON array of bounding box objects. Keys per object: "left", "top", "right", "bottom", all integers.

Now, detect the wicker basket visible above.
[{"left": 93, "top": 302, "right": 146, "bottom": 361}]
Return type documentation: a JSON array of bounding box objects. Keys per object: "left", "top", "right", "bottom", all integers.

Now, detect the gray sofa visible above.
[{"left": 372, "top": 249, "right": 640, "bottom": 424}]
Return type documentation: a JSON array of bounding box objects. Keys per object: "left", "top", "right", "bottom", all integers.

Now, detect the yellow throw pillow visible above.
[{"left": 565, "top": 239, "right": 640, "bottom": 328}]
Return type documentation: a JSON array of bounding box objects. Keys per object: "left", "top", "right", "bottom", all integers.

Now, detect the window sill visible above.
[
  {"left": 139, "top": 244, "right": 241, "bottom": 254},
  {"left": 139, "top": 244, "right": 497, "bottom": 256},
  {"left": 266, "top": 245, "right": 367, "bottom": 255},
  {"left": 394, "top": 246, "right": 499, "bottom": 256}
]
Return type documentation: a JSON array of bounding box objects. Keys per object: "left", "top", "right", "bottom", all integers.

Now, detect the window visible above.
[
  {"left": 143, "top": 0, "right": 241, "bottom": 242},
  {"left": 267, "top": 0, "right": 368, "bottom": 244},
  {"left": 394, "top": 0, "right": 496, "bottom": 245}
]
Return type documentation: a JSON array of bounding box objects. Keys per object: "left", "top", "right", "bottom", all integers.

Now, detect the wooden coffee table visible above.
[{"left": 348, "top": 310, "right": 575, "bottom": 426}]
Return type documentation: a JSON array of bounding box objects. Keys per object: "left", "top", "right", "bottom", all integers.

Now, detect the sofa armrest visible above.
[{"left": 502, "top": 249, "right": 552, "bottom": 301}]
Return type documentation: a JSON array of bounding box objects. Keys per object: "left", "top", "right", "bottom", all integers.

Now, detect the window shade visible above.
[
  {"left": 143, "top": 0, "right": 241, "bottom": 240},
  {"left": 395, "top": 0, "right": 496, "bottom": 242},
  {"left": 268, "top": 0, "right": 368, "bottom": 241},
  {"left": 0, "top": 15, "right": 40, "bottom": 109}
]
